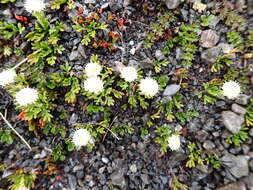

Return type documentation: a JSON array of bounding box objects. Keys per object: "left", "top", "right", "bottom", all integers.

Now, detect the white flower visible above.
[
  {"left": 120, "top": 66, "right": 138, "bottom": 82},
  {"left": 168, "top": 134, "right": 181, "bottom": 151},
  {"left": 24, "top": 0, "right": 46, "bottom": 13},
  {"left": 192, "top": 1, "right": 207, "bottom": 13},
  {"left": 72, "top": 129, "right": 91, "bottom": 147},
  {"left": 0, "top": 69, "right": 16, "bottom": 87},
  {"left": 139, "top": 78, "right": 159, "bottom": 97},
  {"left": 84, "top": 76, "right": 104, "bottom": 94},
  {"left": 222, "top": 81, "right": 241, "bottom": 99},
  {"left": 17, "top": 186, "right": 29, "bottom": 190},
  {"left": 85, "top": 62, "right": 102, "bottom": 77},
  {"left": 15, "top": 88, "right": 39, "bottom": 106}
]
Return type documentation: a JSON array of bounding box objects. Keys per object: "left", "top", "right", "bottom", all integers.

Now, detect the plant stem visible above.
[
  {"left": 0, "top": 112, "right": 32, "bottom": 150},
  {"left": 12, "top": 49, "right": 41, "bottom": 70}
]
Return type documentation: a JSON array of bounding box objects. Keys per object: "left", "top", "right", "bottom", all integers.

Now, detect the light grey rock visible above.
[
  {"left": 77, "top": 44, "right": 86, "bottom": 58},
  {"left": 216, "top": 181, "right": 246, "bottom": 190},
  {"left": 155, "top": 50, "right": 165, "bottom": 60},
  {"left": 69, "top": 50, "right": 81, "bottom": 61},
  {"left": 242, "top": 173, "right": 253, "bottom": 190},
  {"left": 69, "top": 113, "right": 78, "bottom": 125},
  {"left": 235, "top": 94, "right": 251, "bottom": 105},
  {"left": 209, "top": 16, "right": 220, "bottom": 29},
  {"left": 200, "top": 30, "right": 219, "bottom": 48},
  {"left": 163, "top": 0, "right": 180, "bottom": 9},
  {"left": 109, "top": 0, "right": 123, "bottom": 12},
  {"left": 231, "top": 104, "right": 246, "bottom": 115},
  {"left": 110, "top": 170, "right": 127, "bottom": 189},
  {"left": 102, "top": 157, "right": 109, "bottom": 164},
  {"left": 163, "top": 84, "right": 180, "bottom": 97},
  {"left": 221, "top": 111, "right": 244, "bottom": 134},
  {"left": 85, "top": 0, "right": 96, "bottom": 4},
  {"left": 140, "top": 174, "right": 149, "bottom": 185},
  {"left": 201, "top": 46, "right": 222, "bottom": 63},
  {"left": 68, "top": 174, "right": 77, "bottom": 190},
  {"left": 218, "top": 43, "right": 234, "bottom": 54},
  {"left": 221, "top": 154, "right": 249, "bottom": 179},
  {"left": 203, "top": 140, "right": 215, "bottom": 150}
]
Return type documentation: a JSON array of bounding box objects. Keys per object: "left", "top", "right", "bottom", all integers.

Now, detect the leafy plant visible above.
[
  {"left": 186, "top": 142, "right": 204, "bottom": 168},
  {"left": 226, "top": 30, "right": 244, "bottom": 51},
  {"left": 155, "top": 125, "right": 172, "bottom": 153},
  {"left": 205, "top": 154, "right": 220, "bottom": 169},
  {"left": 171, "top": 178, "right": 188, "bottom": 190},
  {"left": 0, "top": 0, "right": 15, "bottom": 3},
  {"left": 175, "top": 110, "right": 199, "bottom": 123},
  {"left": 50, "top": 0, "right": 67, "bottom": 9},
  {"left": 200, "top": 15, "right": 215, "bottom": 27},
  {"left": 197, "top": 79, "right": 222, "bottom": 104},
  {"left": 0, "top": 130, "right": 13, "bottom": 144},
  {"left": 154, "top": 59, "right": 169, "bottom": 73},
  {"left": 211, "top": 55, "right": 233, "bottom": 72},
  {"left": 225, "top": 126, "right": 249, "bottom": 146},
  {"left": 112, "top": 123, "right": 134, "bottom": 136},
  {"left": 245, "top": 99, "right": 253, "bottom": 127},
  {"left": 51, "top": 144, "right": 67, "bottom": 161},
  {"left": 7, "top": 171, "right": 36, "bottom": 190},
  {"left": 0, "top": 22, "right": 24, "bottom": 39}
]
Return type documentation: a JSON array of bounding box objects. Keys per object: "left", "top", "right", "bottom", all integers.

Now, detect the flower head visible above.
[
  {"left": 85, "top": 62, "right": 102, "bottom": 77},
  {"left": 24, "top": 0, "right": 46, "bottom": 13},
  {"left": 84, "top": 76, "right": 104, "bottom": 94},
  {"left": 139, "top": 78, "right": 159, "bottom": 97},
  {"left": 17, "top": 186, "right": 29, "bottom": 190},
  {"left": 120, "top": 66, "right": 138, "bottom": 82},
  {"left": 168, "top": 134, "right": 181, "bottom": 151},
  {"left": 0, "top": 69, "right": 16, "bottom": 87},
  {"left": 15, "top": 88, "right": 39, "bottom": 106},
  {"left": 72, "top": 129, "right": 91, "bottom": 147},
  {"left": 192, "top": 1, "right": 207, "bottom": 13},
  {"left": 222, "top": 81, "right": 241, "bottom": 99}
]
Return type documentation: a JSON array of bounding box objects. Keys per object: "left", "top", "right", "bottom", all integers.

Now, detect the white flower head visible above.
[
  {"left": 0, "top": 69, "right": 16, "bottom": 87},
  {"left": 168, "top": 134, "right": 181, "bottom": 151},
  {"left": 84, "top": 76, "right": 104, "bottom": 94},
  {"left": 120, "top": 66, "right": 138, "bottom": 82},
  {"left": 192, "top": 1, "right": 207, "bottom": 13},
  {"left": 222, "top": 81, "right": 241, "bottom": 99},
  {"left": 72, "top": 129, "right": 91, "bottom": 147},
  {"left": 15, "top": 88, "right": 39, "bottom": 106},
  {"left": 139, "top": 78, "right": 159, "bottom": 97},
  {"left": 17, "top": 186, "right": 29, "bottom": 190},
  {"left": 85, "top": 62, "right": 102, "bottom": 77},
  {"left": 24, "top": 0, "right": 46, "bottom": 13}
]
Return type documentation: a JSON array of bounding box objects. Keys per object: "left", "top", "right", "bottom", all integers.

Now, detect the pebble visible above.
[
  {"left": 155, "top": 50, "right": 165, "bottom": 60},
  {"left": 163, "top": 0, "right": 180, "bottom": 9},
  {"left": 203, "top": 140, "right": 215, "bottom": 150},
  {"left": 216, "top": 181, "right": 246, "bottom": 190},
  {"left": 110, "top": 170, "right": 127, "bottom": 189},
  {"left": 221, "top": 111, "right": 244, "bottom": 134},
  {"left": 200, "top": 30, "right": 219, "bottom": 48},
  {"left": 235, "top": 94, "right": 251, "bottom": 105},
  {"left": 231, "top": 104, "right": 246, "bottom": 115},
  {"left": 69, "top": 50, "right": 81, "bottom": 61},
  {"left": 163, "top": 84, "right": 181, "bottom": 97},
  {"left": 201, "top": 46, "right": 222, "bottom": 63}
]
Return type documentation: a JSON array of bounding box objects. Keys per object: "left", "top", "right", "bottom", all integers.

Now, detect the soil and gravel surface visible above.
[{"left": 0, "top": 0, "right": 253, "bottom": 189}]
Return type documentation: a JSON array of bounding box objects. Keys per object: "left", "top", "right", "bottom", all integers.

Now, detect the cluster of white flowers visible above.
[
  {"left": 0, "top": 69, "right": 16, "bottom": 87},
  {"left": 192, "top": 1, "right": 207, "bottom": 13},
  {"left": 120, "top": 66, "right": 138, "bottom": 82},
  {"left": 222, "top": 81, "right": 241, "bottom": 99},
  {"left": 139, "top": 78, "right": 159, "bottom": 97},
  {"left": 84, "top": 76, "right": 104, "bottom": 94},
  {"left": 72, "top": 129, "right": 91, "bottom": 147},
  {"left": 168, "top": 134, "right": 181, "bottom": 151},
  {"left": 15, "top": 88, "right": 39, "bottom": 106},
  {"left": 24, "top": 0, "right": 46, "bottom": 13},
  {"left": 85, "top": 62, "right": 102, "bottom": 77}
]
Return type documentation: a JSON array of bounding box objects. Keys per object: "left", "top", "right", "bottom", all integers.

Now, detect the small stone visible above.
[
  {"left": 235, "top": 94, "right": 250, "bottom": 105},
  {"left": 218, "top": 43, "right": 234, "bottom": 54},
  {"left": 209, "top": 16, "right": 220, "bottom": 29},
  {"left": 129, "top": 40, "right": 134, "bottom": 46},
  {"left": 99, "top": 167, "right": 106, "bottom": 174},
  {"left": 109, "top": 0, "right": 123, "bottom": 12},
  {"left": 130, "top": 164, "right": 137, "bottom": 173},
  {"left": 140, "top": 174, "right": 149, "bottom": 185},
  {"left": 77, "top": 44, "right": 86, "bottom": 58},
  {"left": 68, "top": 174, "right": 77, "bottom": 190},
  {"left": 163, "top": 84, "right": 180, "bottom": 97},
  {"left": 242, "top": 173, "right": 253, "bottom": 189},
  {"left": 221, "top": 111, "right": 244, "bottom": 134},
  {"left": 69, "top": 113, "right": 78, "bottom": 125},
  {"left": 85, "top": 0, "right": 96, "bottom": 4},
  {"left": 102, "top": 157, "right": 109, "bottom": 164},
  {"left": 200, "top": 30, "right": 219, "bottom": 48},
  {"left": 155, "top": 50, "right": 165, "bottom": 60},
  {"left": 203, "top": 140, "right": 215, "bottom": 150},
  {"left": 110, "top": 170, "right": 127, "bottom": 189},
  {"left": 69, "top": 50, "right": 81, "bottom": 61},
  {"left": 221, "top": 154, "right": 249, "bottom": 179},
  {"left": 216, "top": 181, "right": 246, "bottom": 190},
  {"left": 231, "top": 104, "right": 246, "bottom": 115},
  {"left": 201, "top": 46, "right": 222, "bottom": 63},
  {"left": 163, "top": 0, "right": 180, "bottom": 9},
  {"left": 130, "top": 47, "right": 136, "bottom": 55}
]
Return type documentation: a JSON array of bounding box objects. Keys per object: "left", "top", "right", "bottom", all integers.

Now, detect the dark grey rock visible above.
[
  {"left": 163, "top": 0, "right": 180, "bottom": 9},
  {"left": 235, "top": 94, "right": 251, "bottom": 105},
  {"left": 69, "top": 113, "right": 78, "bottom": 125},
  {"left": 218, "top": 43, "right": 234, "bottom": 54},
  {"left": 110, "top": 170, "right": 127, "bottom": 189},
  {"left": 216, "top": 181, "right": 246, "bottom": 190},
  {"left": 221, "top": 154, "right": 249, "bottom": 179},
  {"left": 221, "top": 111, "right": 244, "bottom": 134},
  {"left": 69, "top": 50, "right": 81, "bottom": 61},
  {"left": 163, "top": 84, "right": 180, "bottom": 97},
  {"left": 77, "top": 44, "right": 87, "bottom": 58},
  {"left": 109, "top": 0, "right": 123, "bottom": 12},
  {"left": 155, "top": 50, "right": 165, "bottom": 60},
  {"left": 201, "top": 46, "right": 222, "bottom": 63},
  {"left": 231, "top": 104, "right": 246, "bottom": 115},
  {"left": 242, "top": 173, "right": 253, "bottom": 189},
  {"left": 140, "top": 174, "right": 149, "bottom": 185},
  {"left": 200, "top": 30, "right": 219, "bottom": 48},
  {"left": 209, "top": 16, "right": 220, "bottom": 29},
  {"left": 68, "top": 174, "right": 77, "bottom": 190}
]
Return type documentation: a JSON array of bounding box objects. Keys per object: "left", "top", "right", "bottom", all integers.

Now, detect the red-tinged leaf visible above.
[
  {"left": 18, "top": 111, "right": 27, "bottom": 120},
  {"left": 117, "top": 18, "right": 125, "bottom": 25},
  {"left": 15, "top": 14, "right": 28, "bottom": 24}
]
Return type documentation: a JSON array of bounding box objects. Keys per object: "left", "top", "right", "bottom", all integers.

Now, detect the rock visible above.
[
  {"left": 231, "top": 104, "right": 246, "bottom": 115},
  {"left": 201, "top": 46, "right": 222, "bottom": 63},
  {"left": 203, "top": 140, "right": 215, "bottom": 150},
  {"left": 68, "top": 174, "right": 77, "bottom": 190},
  {"left": 110, "top": 170, "right": 127, "bottom": 189},
  {"left": 163, "top": 0, "right": 180, "bottom": 9},
  {"left": 216, "top": 181, "right": 246, "bottom": 190},
  {"left": 200, "top": 30, "right": 219, "bottom": 48},
  {"left": 218, "top": 43, "right": 234, "bottom": 54},
  {"left": 102, "top": 157, "right": 109, "bottom": 164},
  {"left": 221, "top": 111, "right": 244, "bottom": 134},
  {"left": 235, "top": 94, "right": 250, "bottom": 105},
  {"left": 129, "top": 164, "right": 137, "bottom": 173},
  {"left": 209, "top": 16, "right": 220, "bottom": 29},
  {"left": 85, "top": 0, "right": 96, "bottom": 4},
  {"left": 195, "top": 130, "right": 209, "bottom": 142},
  {"left": 140, "top": 174, "right": 149, "bottom": 185},
  {"left": 77, "top": 44, "right": 86, "bottom": 58},
  {"left": 69, "top": 50, "right": 81, "bottom": 61},
  {"left": 109, "top": 0, "right": 123, "bottom": 12},
  {"left": 69, "top": 113, "right": 78, "bottom": 125},
  {"left": 242, "top": 173, "right": 253, "bottom": 189},
  {"left": 163, "top": 84, "right": 180, "bottom": 97},
  {"left": 155, "top": 50, "right": 165, "bottom": 60},
  {"left": 221, "top": 154, "right": 249, "bottom": 178}
]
